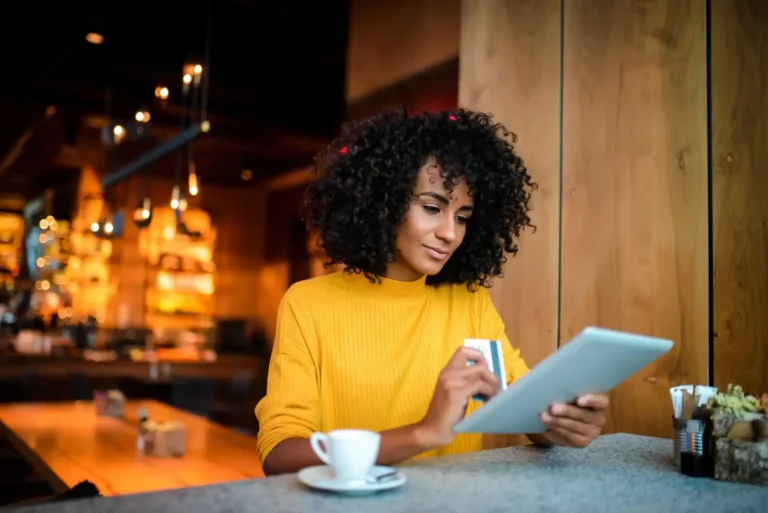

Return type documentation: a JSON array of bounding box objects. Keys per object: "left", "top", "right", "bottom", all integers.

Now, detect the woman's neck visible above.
[{"left": 384, "top": 262, "right": 424, "bottom": 282}]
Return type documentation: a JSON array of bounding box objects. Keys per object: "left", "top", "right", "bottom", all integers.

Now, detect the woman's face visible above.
[{"left": 387, "top": 160, "right": 473, "bottom": 281}]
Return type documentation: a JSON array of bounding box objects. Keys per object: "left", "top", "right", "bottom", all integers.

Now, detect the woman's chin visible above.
[{"left": 416, "top": 261, "right": 448, "bottom": 277}]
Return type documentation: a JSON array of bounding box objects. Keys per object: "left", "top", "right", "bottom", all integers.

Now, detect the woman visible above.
[{"left": 255, "top": 108, "right": 609, "bottom": 475}]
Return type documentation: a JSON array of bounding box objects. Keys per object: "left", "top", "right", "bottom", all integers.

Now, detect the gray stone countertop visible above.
[{"left": 11, "top": 434, "right": 768, "bottom": 513}]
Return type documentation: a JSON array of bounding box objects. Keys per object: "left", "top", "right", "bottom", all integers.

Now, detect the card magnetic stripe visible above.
[
  {"left": 472, "top": 341, "right": 502, "bottom": 402},
  {"left": 489, "top": 340, "right": 502, "bottom": 382}
]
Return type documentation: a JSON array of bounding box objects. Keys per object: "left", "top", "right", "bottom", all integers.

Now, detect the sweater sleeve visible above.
[
  {"left": 254, "top": 293, "right": 321, "bottom": 464},
  {"left": 476, "top": 287, "right": 530, "bottom": 385}
]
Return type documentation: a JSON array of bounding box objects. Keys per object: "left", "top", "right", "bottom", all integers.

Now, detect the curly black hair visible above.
[{"left": 305, "top": 107, "right": 536, "bottom": 289}]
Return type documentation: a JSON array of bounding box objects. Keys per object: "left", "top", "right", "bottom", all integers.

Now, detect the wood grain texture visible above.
[
  {"left": 559, "top": 0, "right": 709, "bottom": 438},
  {"left": 711, "top": 0, "right": 768, "bottom": 395},
  {"left": 346, "top": 0, "right": 460, "bottom": 102},
  {"left": 0, "top": 400, "right": 264, "bottom": 496},
  {"left": 458, "top": 0, "right": 561, "bottom": 448}
]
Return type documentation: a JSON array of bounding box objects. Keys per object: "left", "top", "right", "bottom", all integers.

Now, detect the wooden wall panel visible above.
[
  {"left": 459, "top": 0, "right": 561, "bottom": 447},
  {"left": 346, "top": 0, "right": 460, "bottom": 102},
  {"left": 559, "top": 0, "right": 709, "bottom": 438},
  {"left": 711, "top": 0, "right": 768, "bottom": 395}
]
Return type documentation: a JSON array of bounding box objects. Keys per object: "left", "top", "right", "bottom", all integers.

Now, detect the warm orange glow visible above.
[
  {"left": 86, "top": 32, "right": 103, "bottom": 45},
  {"left": 241, "top": 169, "right": 253, "bottom": 181},
  {"left": 188, "top": 172, "right": 199, "bottom": 196},
  {"left": 155, "top": 86, "right": 169, "bottom": 100},
  {"left": 170, "top": 186, "right": 181, "bottom": 210},
  {"left": 183, "top": 74, "right": 192, "bottom": 85},
  {"left": 0, "top": 401, "right": 264, "bottom": 496},
  {"left": 183, "top": 63, "right": 202, "bottom": 77},
  {"left": 135, "top": 110, "right": 150, "bottom": 123},
  {"left": 36, "top": 257, "right": 45, "bottom": 267}
]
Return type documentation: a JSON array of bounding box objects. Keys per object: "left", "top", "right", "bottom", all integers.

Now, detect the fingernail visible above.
[
  {"left": 551, "top": 404, "right": 566, "bottom": 415},
  {"left": 541, "top": 412, "right": 552, "bottom": 423},
  {"left": 577, "top": 396, "right": 589, "bottom": 407}
]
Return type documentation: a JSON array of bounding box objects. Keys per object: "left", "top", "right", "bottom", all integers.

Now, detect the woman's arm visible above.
[
  {"left": 255, "top": 294, "right": 323, "bottom": 471},
  {"left": 263, "top": 424, "right": 434, "bottom": 475},
  {"left": 261, "top": 342, "right": 500, "bottom": 476}
]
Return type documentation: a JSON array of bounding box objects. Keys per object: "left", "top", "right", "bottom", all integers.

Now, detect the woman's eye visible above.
[
  {"left": 456, "top": 216, "right": 469, "bottom": 224},
  {"left": 423, "top": 205, "right": 440, "bottom": 215}
]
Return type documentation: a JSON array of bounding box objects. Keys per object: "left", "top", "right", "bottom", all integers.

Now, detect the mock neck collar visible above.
[{"left": 344, "top": 271, "right": 429, "bottom": 299}]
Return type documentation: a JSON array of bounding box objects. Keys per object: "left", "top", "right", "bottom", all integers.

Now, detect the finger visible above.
[
  {"left": 549, "top": 404, "right": 605, "bottom": 427},
  {"left": 452, "top": 367, "right": 501, "bottom": 398},
  {"left": 459, "top": 379, "right": 498, "bottom": 402},
  {"left": 547, "top": 425, "right": 592, "bottom": 448},
  {"left": 542, "top": 412, "right": 602, "bottom": 438},
  {"left": 538, "top": 429, "right": 570, "bottom": 447},
  {"left": 447, "top": 347, "right": 488, "bottom": 370},
  {"left": 576, "top": 394, "right": 610, "bottom": 410},
  {"left": 453, "top": 364, "right": 500, "bottom": 387}
]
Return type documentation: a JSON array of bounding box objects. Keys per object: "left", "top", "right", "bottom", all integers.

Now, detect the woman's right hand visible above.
[{"left": 416, "top": 347, "right": 501, "bottom": 449}]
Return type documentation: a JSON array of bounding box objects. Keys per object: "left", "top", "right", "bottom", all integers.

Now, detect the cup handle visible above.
[{"left": 309, "top": 433, "right": 332, "bottom": 466}]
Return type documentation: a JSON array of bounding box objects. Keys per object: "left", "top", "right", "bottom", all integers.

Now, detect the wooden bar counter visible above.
[{"left": 0, "top": 400, "right": 265, "bottom": 496}]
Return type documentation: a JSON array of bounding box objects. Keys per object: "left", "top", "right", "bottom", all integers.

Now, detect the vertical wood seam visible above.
[
  {"left": 705, "top": 0, "right": 714, "bottom": 387},
  {"left": 555, "top": 0, "right": 565, "bottom": 349}
]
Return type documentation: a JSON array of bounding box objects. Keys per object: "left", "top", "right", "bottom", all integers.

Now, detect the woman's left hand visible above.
[{"left": 538, "top": 394, "right": 609, "bottom": 448}]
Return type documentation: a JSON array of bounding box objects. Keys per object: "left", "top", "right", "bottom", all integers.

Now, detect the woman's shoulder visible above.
[{"left": 284, "top": 271, "right": 349, "bottom": 302}]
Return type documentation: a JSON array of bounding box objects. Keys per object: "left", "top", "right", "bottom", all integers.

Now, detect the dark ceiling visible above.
[{"left": 0, "top": 0, "right": 349, "bottom": 203}]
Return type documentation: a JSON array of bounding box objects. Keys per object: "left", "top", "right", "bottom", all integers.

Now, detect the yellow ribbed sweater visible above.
[{"left": 254, "top": 271, "right": 530, "bottom": 464}]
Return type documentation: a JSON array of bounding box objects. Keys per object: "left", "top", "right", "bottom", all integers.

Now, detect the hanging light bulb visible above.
[
  {"left": 133, "top": 197, "right": 153, "bottom": 228},
  {"left": 103, "top": 217, "right": 114, "bottom": 235},
  {"left": 188, "top": 162, "right": 199, "bottom": 196},
  {"left": 112, "top": 124, "right": 125, "bottom": 144},
  {"left": 154, "top": 85, "right": 169, "bottom": 100},
  {"left": 135, "top": 108, "right": 151, "bottom": 123},
  {"left": 170, "top": 186, "right": 180, "bottom": 210},
  {"left": 141, "top": 197, "right": 151, "bottom": 219}
]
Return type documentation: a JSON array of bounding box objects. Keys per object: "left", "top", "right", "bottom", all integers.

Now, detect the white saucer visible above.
[{"left": 297, "top": 465, "right": 406, "bottom": 496}]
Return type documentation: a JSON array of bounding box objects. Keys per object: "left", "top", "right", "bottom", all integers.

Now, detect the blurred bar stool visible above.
[
  {"left": 67, "top": 372, "right": 92, "bottom": 400},
  {"left": 170, "top": 377, "right": 218, "bottom": 418},
  {"left": 213, "top": 370, "right": 255, "bottom": 433}
]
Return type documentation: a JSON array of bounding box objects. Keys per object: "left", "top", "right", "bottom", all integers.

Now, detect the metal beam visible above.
[{"left": 101, "top": 124, "right": 202, "bottom": 189}]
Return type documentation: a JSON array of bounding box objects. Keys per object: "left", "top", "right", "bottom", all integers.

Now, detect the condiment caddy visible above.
[
  {"left": 136, "top": 407, "right": 186, "bottom": 458},
  {"left": 671, "top": 383, "right": 768, "bottom": 486}
]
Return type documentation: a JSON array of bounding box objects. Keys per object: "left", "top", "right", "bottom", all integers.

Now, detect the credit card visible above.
[{"left": 464, "top": 338, "right": 507, "bottom": 401}]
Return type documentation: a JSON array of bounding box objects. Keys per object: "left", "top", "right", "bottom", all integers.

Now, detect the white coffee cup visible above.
[{"left": 309, "top": 429, "right": 381, "bottom": 483}]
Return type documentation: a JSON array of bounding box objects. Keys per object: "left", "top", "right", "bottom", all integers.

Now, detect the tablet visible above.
[{"left": 453, "top": 326, "right": 673, "bottom": 434}]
